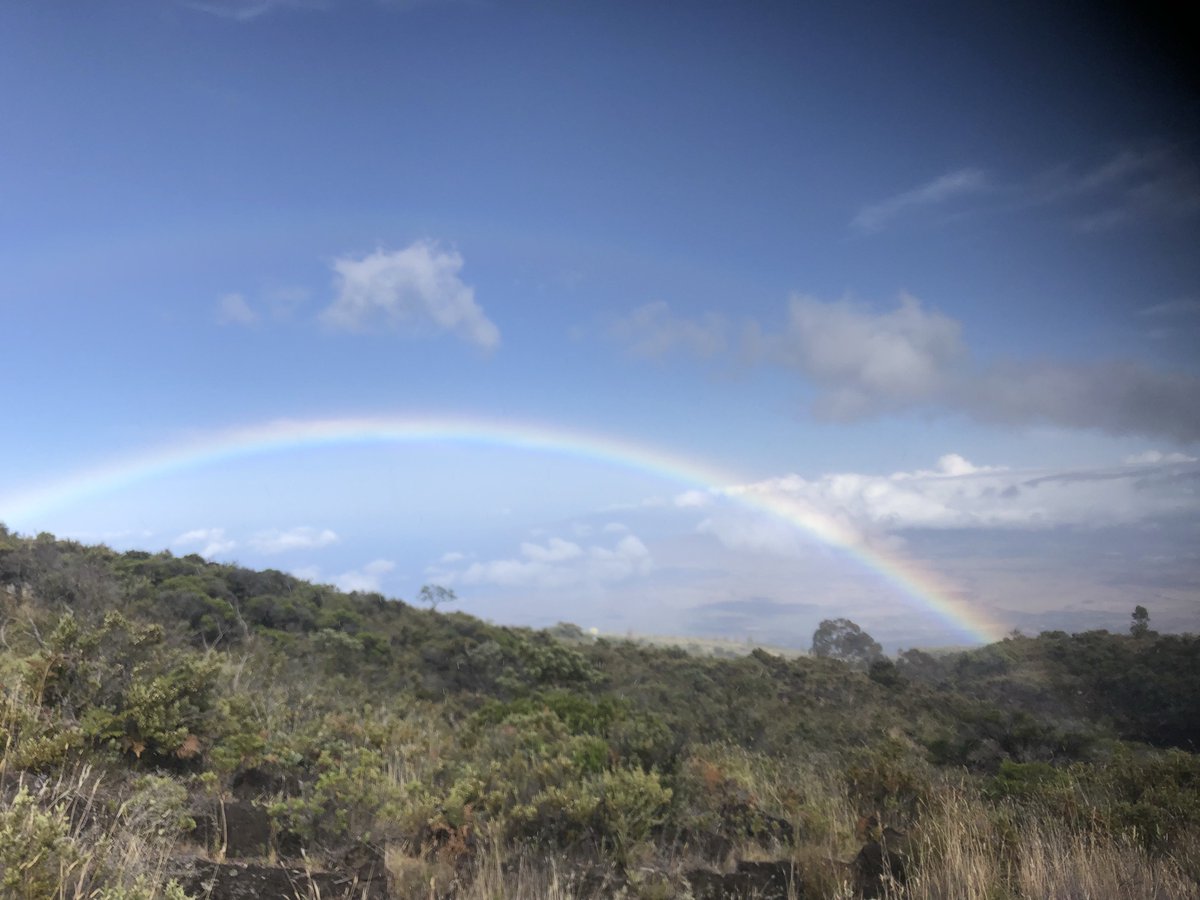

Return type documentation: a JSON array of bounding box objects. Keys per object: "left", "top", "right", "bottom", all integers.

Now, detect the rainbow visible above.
[{"left": 0, "top": 414, "right": 1005, "bottom": 643}]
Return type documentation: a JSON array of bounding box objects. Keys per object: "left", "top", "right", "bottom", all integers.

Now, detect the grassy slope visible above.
[{"left": 1, "top": 528, "right": 1197, "bottom": 898}]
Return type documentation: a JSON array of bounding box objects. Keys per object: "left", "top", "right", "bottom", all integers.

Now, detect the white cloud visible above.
[
  {"left": 759, "top": 293, "right": 964, "bottom": 418},
  {"left": 674, "top": 489, "right": 714, "bottom": 509},
  {"left": 897, "top": 454, "right": 1007, "bottom": 479},
  {"left": 701, "top": 455, "right": 1200, "bottom": 557},
  {"left": 172, "top": 528, "right": 237, "bottom": 559},
  {"left": 321, "top": 241, "right": 500, "bottom": 350},
  {"left": 519, "top": 536, "right": 584, "bottom": 563},
  {"left": 216, "top": 293, "right": 259, "bottom": 326},
  {"left": 609, "top": 301, "right": 727, "bottom": 359},
  {"left": 438, "top": 533, "right": 652, "bottom": 589},
  {"left": 248, "top": 527, "right": 339, "bottom": 553},
  {"left": 333, "top": 558, "right": 396, "bottom": 593},
  {"left": 697, "top": 508, "right": 828, "bottom": 559},
  {"left": 852, "top": 168, "right": 989, "bottom": 233},
  {"left": 1124, "top": 450, "right": 1198, "bottom": 465}
]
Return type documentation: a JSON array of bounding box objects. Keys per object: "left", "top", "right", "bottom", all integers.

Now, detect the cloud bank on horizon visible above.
[{"left": 1, "top": 0, "right": 1197, "bottom": 647}]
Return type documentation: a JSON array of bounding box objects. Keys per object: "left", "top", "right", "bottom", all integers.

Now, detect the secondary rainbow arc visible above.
[{"left": 0, "top": 414, "right": 1006, "bottom": 643}]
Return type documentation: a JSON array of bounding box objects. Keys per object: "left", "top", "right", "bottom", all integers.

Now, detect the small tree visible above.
[
  {"left": 811, "top": 617, "right": 884, "bottom": 670},
  {"left": 419, "top": 584, "right": 457, "bottom": 612},
  {"left": 1130, "top": 605, "right": 1151, "bottom": 638}
]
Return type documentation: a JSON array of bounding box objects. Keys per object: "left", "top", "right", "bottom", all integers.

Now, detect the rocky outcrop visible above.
[
  {"left": 181, "top": 860, "right": 390, "bottom": 900},
  {"left": 191, "top": 800, "right": 272, "bottom": 859},
  {"left": 851, "top": 834, "right": 907, "bottom": 898},
  {"left": 685, "top": 859, "right": 797, "bottom": 900}
]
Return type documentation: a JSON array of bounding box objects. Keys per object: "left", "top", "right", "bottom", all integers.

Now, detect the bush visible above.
[
  {"left": 25, "top": 612, "right": 221, "bottom": 764},
  {"left": 0, "top": 785, "right": 79, "bottom": 899}
]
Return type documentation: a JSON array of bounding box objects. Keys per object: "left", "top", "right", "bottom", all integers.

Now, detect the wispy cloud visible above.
[
  {"left": 181, "top": 0, "right": 330, "bottom": 21},
  {"left": 609, "top": 301, "right": 728, "bottom": 359},
  {"left": 1027, "top": 145, "right": 1200, "bottom": 232},
  {"left": 320, "top": 241, "right": 500, "bottom": 350},
  {"left": 852, "top": 168, "right": 989, "bottom": 233},
  {"left": 215, "top": 293, "right": 259, "bottom": 326},
  {"left": 853, "top": 146, "right": 1200, "bottom": 236},
  {"left": 1139, "top": 299, "right": 1200, "bottom": 318},
  {"left": 248, "top": 526, "right": 339, "bottom": 553},
  {"left": 1137, "top": 298, "right": 1200, "bottom": 342},
  {"left": 215, "top": 286, "right": 309, "bottom": 326}
]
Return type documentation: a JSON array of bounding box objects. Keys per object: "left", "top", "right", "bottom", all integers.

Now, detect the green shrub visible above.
[{"left": 0, "top": 785, "right": 79, "bottom": 899}]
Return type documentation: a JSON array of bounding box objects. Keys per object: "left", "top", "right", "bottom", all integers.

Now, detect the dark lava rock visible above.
[
  {"left": 181, "top": 861, "right": 390, "bottom": 900},
  {"left": 852, "top": 840, "right": 906, "bottom": 899},
  {"left": 230, "top": 766, "right": 297, "bottom": 801},
  {"left": 191, "top": 801, "right": 272, "bottom": 859},
  {"left": 686, "top": 859, "right": 798, "bottom": 900}
]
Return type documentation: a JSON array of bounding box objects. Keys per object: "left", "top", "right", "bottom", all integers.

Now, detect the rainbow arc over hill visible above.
[{"left": 0, "top": 414, "right": 1006, "bottom": 643}]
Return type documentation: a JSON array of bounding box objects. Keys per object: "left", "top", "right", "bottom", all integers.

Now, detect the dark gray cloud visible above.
[
  {"left": 615, "top": 293, "right": 1200, "bottom": 444},
  {"left": 959, "top": 361, "right": 1200, "bottom": 443}
]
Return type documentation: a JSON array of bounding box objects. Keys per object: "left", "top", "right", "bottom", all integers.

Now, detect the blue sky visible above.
[{"left": 2, "top": 0, "right": 1197, "bottom": 647}]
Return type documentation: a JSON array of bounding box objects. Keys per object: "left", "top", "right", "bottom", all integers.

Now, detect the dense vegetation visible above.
[{"left": 1, "top": 527, "right": 1197, "bottom": 898}]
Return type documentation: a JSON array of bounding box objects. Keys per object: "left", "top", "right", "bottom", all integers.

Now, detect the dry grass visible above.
[
  {"left": 385, "top": 840, "right": 606, "bottom": 900},
  {"left": 899, "top": 782, "right": 1198, "bottom": 900},
  {"left": 0, "top": 766, "right": 187, "bottom": 899},
  {"left": 1012, "top": 824, "right": 1196, "bottom": 900}
]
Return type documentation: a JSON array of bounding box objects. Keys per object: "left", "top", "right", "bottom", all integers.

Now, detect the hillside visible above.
[{"left": 1, "top": 528, "right": 1197, "bottom": 899}]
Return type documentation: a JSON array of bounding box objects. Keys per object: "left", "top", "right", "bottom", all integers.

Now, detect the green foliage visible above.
[
  {"left": 269, "top": 745, "right": 409, "bottom": 853},
  {"left": 92, "top": 878, "right": 192, "bottom": 900},
  {"left": 0, "top": 681, "right": 87, "bottom": 771},
  {"left": 1131, "top": 604, "right": 1151, "bottom": 638},
  {"left": 846, "top": 739, "right": 935, "bottom": 818},
  {"left": 985, "top": 759, "right": 1073, "bottom": 803},
  {"left": 419, "top": 583, "right": 457, "bottom": 610},
  {"left": 594, "top": 765, "right": 673, "bottom": 861},
  {"left": 868, "top": 657, "right": 903, "bottom": 687},
  {"left": 811, "top": 618, "right": 884, "bottom": 670},
  {"left": 0, "top": 785, "right": 79, "bottom": 899},
  {"left": 1081, "top": 747, "right": 1200, "bottom": 852},
  {"left": 120, "top": 775, "right": 196, "bottom": 840},
  {"left": 24, "top": 611, "right": 221, "bottom": 762},
  {"left": 1, "top": 530, "right": 1197, "bottom": 895},
  {"left": 156, "top": 574, "right": 242, "bottom": 645}
]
